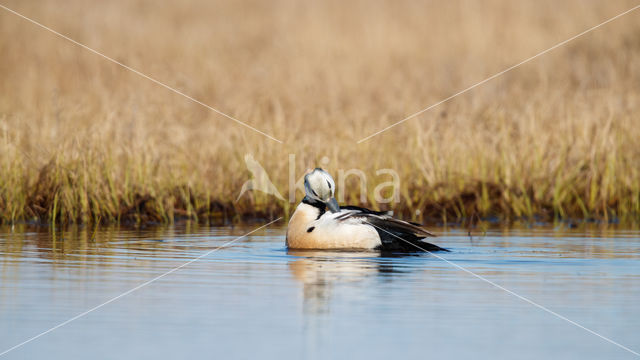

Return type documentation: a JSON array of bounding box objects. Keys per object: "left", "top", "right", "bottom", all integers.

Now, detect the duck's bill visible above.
[{"left": 326, "top": 198, "right": 340, "bottom": 213}]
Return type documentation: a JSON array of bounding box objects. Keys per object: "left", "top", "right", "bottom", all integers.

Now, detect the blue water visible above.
[{"left": 0, "top": 224, "right": 639, "bottom": 359}]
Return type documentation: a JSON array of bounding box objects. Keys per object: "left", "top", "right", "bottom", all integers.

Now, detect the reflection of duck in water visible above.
[
  {"left": 288, "top": 250, "right": 389, "bottom": 314},
  {"left": 287, "top": 168, "right": 448, "bottom": 252}
]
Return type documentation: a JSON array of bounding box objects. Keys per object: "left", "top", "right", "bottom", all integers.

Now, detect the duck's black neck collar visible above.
[{"left": 302, "top": 196, "right": 326, "bottom": 219}]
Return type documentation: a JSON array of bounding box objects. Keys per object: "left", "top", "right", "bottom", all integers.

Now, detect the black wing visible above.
[{"left": 335, "top": 206, "right": 448, "bottom": 252}]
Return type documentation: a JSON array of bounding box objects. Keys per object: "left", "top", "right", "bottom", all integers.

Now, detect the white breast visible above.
[{"left": 286, "top": 203, "right": 382, "bottom": 250}]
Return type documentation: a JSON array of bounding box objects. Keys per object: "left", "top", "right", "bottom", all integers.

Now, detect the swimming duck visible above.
[{"left": 286, "top": 168, "right": 447, "bottom": 252}]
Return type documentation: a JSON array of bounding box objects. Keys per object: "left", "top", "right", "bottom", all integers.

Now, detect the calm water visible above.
[{"left": 0, "top": 223, "right": 639, "bottom": 359}]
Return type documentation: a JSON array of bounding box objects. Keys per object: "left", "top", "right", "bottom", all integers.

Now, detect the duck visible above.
[{"left": 286, "top": 168, "right": 447, "bottom": 252}]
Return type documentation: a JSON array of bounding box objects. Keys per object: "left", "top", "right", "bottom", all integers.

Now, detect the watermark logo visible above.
[
  {"left": 237, "top": 154, "right": 400, "bottom": 204},
  {"left": 236, "top": 154, "right": 285, "bottom": 201}
]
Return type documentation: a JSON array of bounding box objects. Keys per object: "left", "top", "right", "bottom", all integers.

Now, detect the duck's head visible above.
[{"left": 304, "top": 168, "right": 340, "bottom": 213}]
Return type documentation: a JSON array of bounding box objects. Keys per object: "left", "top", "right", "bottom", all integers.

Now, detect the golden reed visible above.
[{"left": 1, "top": 0, "right": 639, "bottom": 225}]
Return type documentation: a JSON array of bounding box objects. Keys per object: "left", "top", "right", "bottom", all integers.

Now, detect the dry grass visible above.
[{"left": 1, "top": 0, "right": 639, "bottom": 225}]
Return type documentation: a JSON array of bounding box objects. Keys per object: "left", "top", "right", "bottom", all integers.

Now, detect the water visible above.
[{"left": 0, "top": 224, "right": 639, "bottom": 359}]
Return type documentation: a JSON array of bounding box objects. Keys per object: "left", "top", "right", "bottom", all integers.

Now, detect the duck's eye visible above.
[
  {"left": 326, "top": 180, "right": 332, "bottom": 189},
  {"left": 311, "top": 189, "right": 318, "bottom": 197}
]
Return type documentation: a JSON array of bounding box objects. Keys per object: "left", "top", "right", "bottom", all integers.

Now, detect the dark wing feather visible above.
[
  {"left": 335, "top": 206, "right": 448, "bottom": 252},
  {"left": 339, "top": 205, "right": 390, "bottom": 216}
]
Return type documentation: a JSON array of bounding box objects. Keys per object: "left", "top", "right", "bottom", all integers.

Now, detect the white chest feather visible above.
[{"left": 286, "top": 203, "right": 381, "bottom": 250}]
